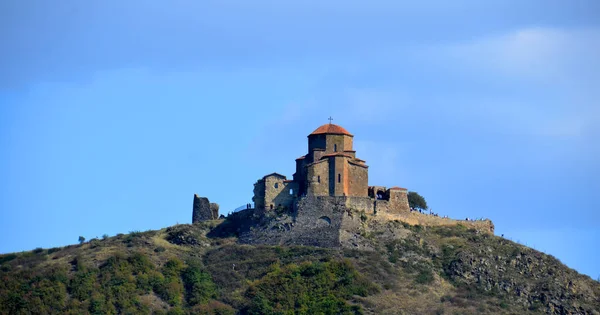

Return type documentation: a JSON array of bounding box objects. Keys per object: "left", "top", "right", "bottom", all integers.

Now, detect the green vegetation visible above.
[
  {"left": 78, "top": 236, "right": 85, "bottom": 244},
  {"left": 407, "top": 191, "right": 427, "bottom": 211},
  {"left": 1, "top": 221, "right": 599, "bottom": 314},
  {"left": 246, "top": 260, "right": 377, "bottom": 314}
]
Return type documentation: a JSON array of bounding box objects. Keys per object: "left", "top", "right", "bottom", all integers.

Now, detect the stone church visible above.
[
  {"left": 252, "top": 122, "right": 409, "bottom": 214},
  {"left": 193, "top": 121, "right": 494, "bottom": 246}
]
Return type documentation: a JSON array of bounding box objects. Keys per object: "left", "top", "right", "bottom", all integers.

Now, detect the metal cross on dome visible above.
[{"left": 328, "top": 116, "right": 333, "bottom": 124}]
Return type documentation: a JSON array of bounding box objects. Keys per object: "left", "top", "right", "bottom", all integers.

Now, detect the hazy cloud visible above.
[{"left": 445, "top": 27, "right": 600, "bottom": 80}]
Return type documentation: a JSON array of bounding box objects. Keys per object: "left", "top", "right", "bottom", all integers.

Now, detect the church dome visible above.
[{"left": 309, "top": 123, "right": 353, "bottom": 136}]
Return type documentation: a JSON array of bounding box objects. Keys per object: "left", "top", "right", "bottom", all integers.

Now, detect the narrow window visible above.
[
  {"left": 289, "top": 188, "right": 293, "bottom": 195},
  {"left": 334, "top": 144, "right": 337, "bottom": 152},
  {"left": 270, "top": 204, "right": 273, "bottom": 210},
  {"left": 338, "top": 174, "right": 341, "bottom": 183},
  {"left": 317, "top": 175, "right": 321, "bottom": 183},
  {"left": 274, "top": 183, "right": 279, "bottom": 189}
]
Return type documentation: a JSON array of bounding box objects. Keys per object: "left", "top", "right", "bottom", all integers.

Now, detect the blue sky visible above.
[{"left": 1, "top": 1, "right": 598, "bottom": 279}]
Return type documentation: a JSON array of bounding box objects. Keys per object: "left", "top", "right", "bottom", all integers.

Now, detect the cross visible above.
[{"left": 328, "top": 116, "right": 333, "bottom": 124}]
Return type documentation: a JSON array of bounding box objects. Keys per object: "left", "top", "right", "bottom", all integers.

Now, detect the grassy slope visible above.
[{"left": 1, "top": 220, "right": 599, "bottom": 315}]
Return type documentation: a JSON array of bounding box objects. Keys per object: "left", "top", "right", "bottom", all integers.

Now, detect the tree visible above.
[
  {"left": 407, "top": 191, "right": 427, "bottom": 211},
  {"left": 78, "top": 236, "right": 85, "bottom": 244}
]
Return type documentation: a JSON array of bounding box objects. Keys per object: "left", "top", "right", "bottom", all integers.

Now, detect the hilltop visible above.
[{"left": 1, "top": 215, "right": 599, "bottom": 315}]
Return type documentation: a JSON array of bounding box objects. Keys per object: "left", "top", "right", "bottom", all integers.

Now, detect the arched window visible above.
[
  {"left": 317, "top": 175, "right": 321, "bottom": 183},
  {"left": 289, "top": 188, "right": 294, "bottom": 195},
  {"left": 338, "top": 174, "right": 341, "bottom": 183},
  {"left": 334, "top": 144, "right": 337, "bottom": 152}
]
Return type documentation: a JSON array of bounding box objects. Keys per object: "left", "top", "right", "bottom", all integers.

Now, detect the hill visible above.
[{"left": 1, "top": 219, "right": 599, "bottom": 314}]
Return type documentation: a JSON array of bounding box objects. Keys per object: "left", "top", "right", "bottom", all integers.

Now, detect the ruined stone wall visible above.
[
  {"left": 263, "top": 176, "right": 297, "bottom": 211},
  {"left": 252, "top": 179, "right": 266, "bottom": 210},
  {"left": 307, "top": 160, "right": 329, "bottom": 196},
  {"left": 369, "top": 186, "right": 387, "bottom": 198},
  {"left": 347, "top": 162, "right": 368, "bottom": 197},
  {"left": 192, "top": 194, "right": 218, "bottom": 223}
]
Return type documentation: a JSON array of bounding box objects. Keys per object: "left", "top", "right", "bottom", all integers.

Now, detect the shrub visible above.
[
  {"left": 33, "top": 247, "right": 45, "bottom": 254},
  {"left": 360, "top": 211, "right": 368, "bottom": 223},
  {"left": 182, "top": 261, "right": 217, "bottom": 306},
  {"left": 0, "top": 254, "right": 17, "bottom": 265},
  {"left": 47, "top": 247, "right": 61, "bottom": 254},
  {"left": 102, "top": 234, "right": 109, "bottom": 240},
  {"left": 407, "top": 191, "right": 428, "bottom": 211},
  {"left": 245, "top": 259, "right": 377, "bottom": 314},
  {"left": 154, "top": 246, "right": 166, "bottom": 253},
  {"left": 78, "top": 236, "right": 85, "bottom": 244},
  {"left": 415, "top": 268, "right": 434, "bottom": 284}
]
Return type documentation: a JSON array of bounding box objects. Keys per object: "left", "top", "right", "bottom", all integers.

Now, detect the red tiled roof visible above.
[
  {"left": 295, "top": 156, "right": 306, "bottom": 160},
  {"left": 283, "top": 180, "right": 294, "bottom": 183},
  {"left": 348, "top": 160, "right": 369, "bottom": 168},
  {"left": 309, "top": 124, "right": 353, "bottom": 136},
  {"left": 321, "top": 153, "right": 354, "bottom": 159},
  {"left": 389, "top": 187, "right": 407, "bottom": 190}
]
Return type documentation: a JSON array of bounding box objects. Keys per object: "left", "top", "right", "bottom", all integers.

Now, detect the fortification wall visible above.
[
  {"left": 238, "top": 195, "right": 493, "bottom": 248},
  {"left": 239, "top": 196, "right": 346, "bottom": 247},
  {"left": 345, "top": 195, "right": 493, "bottom": 234},
  {"left": 371, "top": 211, "right": 494, "bottom": 234}
]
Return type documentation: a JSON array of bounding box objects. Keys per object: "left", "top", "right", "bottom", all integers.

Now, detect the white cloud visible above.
[{"left": 446, "top": 27, "right": 600, "bottom": 80}]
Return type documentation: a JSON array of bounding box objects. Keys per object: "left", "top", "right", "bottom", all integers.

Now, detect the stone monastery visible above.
[
  {"left": 252, "top": 122, "right": 411, "bottom": 216},
  {"left": 193, "top": 122, "right": 493, "bottom": 247}
]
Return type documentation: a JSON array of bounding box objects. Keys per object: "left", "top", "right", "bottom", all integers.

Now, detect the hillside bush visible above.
[{"left": 245, "top": 259, "right": 377, "bottom": 314}]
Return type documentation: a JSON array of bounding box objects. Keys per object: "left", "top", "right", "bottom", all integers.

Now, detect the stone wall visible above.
[
  {"left": 307, "top": 160, "right": 329, "bottom": 196},
  {"left": 388, "top": 189, "right": 410, "bottom": 214},
  {"left": 239, "top": 195, "right": 494, "bottom": 248},
  {"left": 346, "top": 196, "right": 375, "bottom": 214},
  {"left": 308, "top": 134, "right": 326, "bottom": 153},
  {"left": 347, "top": 162, "right": 368, "bottom": 197},
  {"left": 373, "top": 210, "right": 494, "bottom": 234},
  {"left": 331, "top": 156, "right": 345, "bottom": 196},
  {"left": 192, "top": 194, "right": 218, "bottom": 223},
  {"left": 239, "top": 196, "right": 347, "bottom": 247},
  {"left": 252, "top": 179, "right": 266, "bottom": 210},
  {"left": 263, "top": 176, "right": 297, "bottom": 212}
]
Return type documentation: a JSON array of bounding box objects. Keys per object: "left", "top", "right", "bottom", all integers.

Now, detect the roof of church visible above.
[
  {"left": 309, "top": 123, "right": 353, "bottom": 136},
  {"left": 321, "top": 152, "right": 355, "bottom": 159}
]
